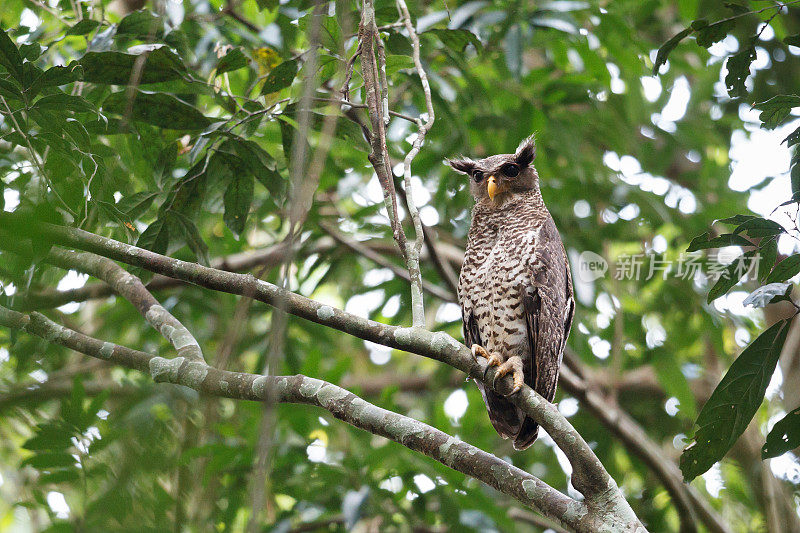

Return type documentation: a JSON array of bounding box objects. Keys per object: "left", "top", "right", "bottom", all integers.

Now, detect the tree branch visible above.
[
  {"left": 0, "top": 214, "right": 644, "bottom": 531},
  {"left": 41, "top": 246, "right": 205, "bottom": 364},
  {"left": 394, "top": 0, "right": 434, "bottom": 327},
  {"left": 0, "top": 304, "right": 625, "bottom": 533},
  {"left": 357, "top": 0, "right": 409, "bottom": 262}
]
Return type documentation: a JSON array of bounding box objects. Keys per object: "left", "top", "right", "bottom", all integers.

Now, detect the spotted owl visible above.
[{"left": 448, "top": 136, "right": 575, "bottom": 450}]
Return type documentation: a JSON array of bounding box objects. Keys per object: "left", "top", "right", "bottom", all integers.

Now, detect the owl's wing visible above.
[
  {"left": 514, "top": 223, "right": 575, "bottom": 450},
  {"left": 463, "top": 311, "right": 522, "bottom": 439}
]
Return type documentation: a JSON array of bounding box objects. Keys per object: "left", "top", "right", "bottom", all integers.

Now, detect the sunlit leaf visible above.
[{"left": 753, "top": 94, "right": 800, "bottom": 129}]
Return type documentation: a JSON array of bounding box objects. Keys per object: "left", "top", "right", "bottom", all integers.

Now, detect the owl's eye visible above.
[
  {"left": 501, "top": 163, "right": 520, "bottom": 177},
  {"left": 472, "top": 170, "right": 484, "bottom": 182}
]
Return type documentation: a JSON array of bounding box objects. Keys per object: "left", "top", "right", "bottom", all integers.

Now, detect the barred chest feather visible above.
[{"left": 458, "top": 191, "right": 549, "bottom": 357}]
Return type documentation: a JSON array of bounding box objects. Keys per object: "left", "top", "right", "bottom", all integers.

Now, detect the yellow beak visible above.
[{"left": 487, "top": 175, "right": 498, "bottom": 200}]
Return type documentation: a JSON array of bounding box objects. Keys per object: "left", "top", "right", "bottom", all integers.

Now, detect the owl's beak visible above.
[
  {"left": 487, "top": 175, "right": 502, "bottom": 200},
  {"left": 487, "top": 175, "right": 498, "bottom": 200}
]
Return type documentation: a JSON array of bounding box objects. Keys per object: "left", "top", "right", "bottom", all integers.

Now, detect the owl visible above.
[{"left": 448, "top": 136, "right": 574, "bottom": 450}]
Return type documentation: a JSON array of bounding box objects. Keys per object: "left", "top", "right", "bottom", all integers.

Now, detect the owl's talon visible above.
[
  {"left": 492, "top": 356, "right": 525, "bottom": 396},
  {"left": 472, "top": 344, "right": 504, "bottom": 379}
]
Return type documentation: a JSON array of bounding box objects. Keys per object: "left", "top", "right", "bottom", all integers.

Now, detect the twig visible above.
[
  {"left": 319, "top": 222, "right": 453, "bottom": 301},
  {"left": 358, "top": 0, "right": 409, "bottom": 262},
  {"left": 341, "top": 42, "right": 362, "bottom": 101},
  {"left": 395, "top": 0, "right": 435, "bottom": 326},
  {"left": 311, "top": 96, "right": 419, "bottom": 123},
  {"left": 221, "top": 4, "right": 260, "bottom": 33}
]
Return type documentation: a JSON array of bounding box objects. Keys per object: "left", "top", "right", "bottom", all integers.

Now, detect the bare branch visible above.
[
  {"left": 392, "top": 0, "right": 434, "bottom": 327},
  {"left": 358, "top": 0, "right": 408, "bottom": 262}
]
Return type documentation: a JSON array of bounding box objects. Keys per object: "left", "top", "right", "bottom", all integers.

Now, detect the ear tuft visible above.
[
  {"left": 515, "top": 135, "right": 536, "bottom": 167},
  {"left": 446, "top": 157, "right": 476, "bottom": 175}
]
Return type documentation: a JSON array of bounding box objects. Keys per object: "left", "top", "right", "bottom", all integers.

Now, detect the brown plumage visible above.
[{"left": 448, "top": 136, "right": 574, "bottom": 450}]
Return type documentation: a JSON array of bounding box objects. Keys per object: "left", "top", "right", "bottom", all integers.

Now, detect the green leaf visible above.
[
  {"left": 759, "top": 237, "right": 777, "bottom": 281},
  {"left": 23, "top": 425, "right": 73, "bottom": 451},
  {"left": 117, "top": 10, "right": 164, "bottom": 38},
  {"left": 102, "top": 90, "right": 210, "bottom": 130},
  {"left": 653, "top": 27, "right": 693, "bottom": 74},
  {"left": 216, "top": 47, "right": 249, "bottom": 75},
  {"left": 168, "top": 210, "right": 210, "bottom": 265},
  {"left": 723, "top": 3, "right": 749, "bottom": 14},
  {"left": 763, "top": 406, "right": 800, "bottom": 458},
  {"left": 0, "top": 27, "right": 23, "bottom": 82},
  {"left": 255, "top": 0, "right": 279, "bottom": 10},
  {"left": 784, "top": 34, "right": 800, "bottom": 47},
  {"left": 732, "top": 217, "right": 785, "bottom": 238},
  {"left": 783, "top": 126, "right": 800, "bottom": 147},
  {"left": 716, "top": 214, "right": 756, "bottom": 226},
  {"left": 753, "top": 95, "right": 800, "bottom": 129},
  {"left": 386, "top": 33, "right": 413, "bottom": 56},
  {"left": 32, "top": 93, "right": 95, "bottom": 114},
  {"left": 686, "top": 232, "right": 751, "bottom": 252},
  {"left": 136, "top": 217, "right": 170, "bottom": 255},
  {"left": 724, "top": 44, "right": 755, "bottom": 98},
  {"left": 97, "top": 200, "right": 136, "bottom": 237},
  {"left": 680, "top": 319, "right": 790, "bottom": 481},
  {"left": 259, "top": 59, "right": 298, "bottom": 94},
  {"left": 19, "top": 43, "right": 43, "bottom": 62},
  {"left": 28, "top": 63, "right": 84, "bottom": 96},
  {"left": 707, "top": 250, "right": 755, "bottom": 303},
  {"left": 21, "top": 452, "right": 77, "bottom": 469},
  {"left": 154, "top": 141, "right": 179, "bottom": 188},
  {"left": 219, "top": 138, "right": 284, "bottom": 197},
  {"left": 223, "top": 174, "right": 254, "bottom": 236},
  {"left": 385, "top": 55, "right": 415, "bottom": 76},
  {"left": 65, "top": 19, "right": 101, "bottom": 36},
  {"left": 764, "top": 254, "right": 800, "bottom": 284},
  {"left": 0, "top": 76, "right": 23, "bottom": 100},
  {"left": 297, "top": 15, "right": 342, "bottom": 53},
  {"left": 425, "top": 29, "right": 482, "bottom": 53},
  {"left": 79, "top": 48, "right": 187, "bottom": 85},
  {"left": 39, "top": 469, "right": 81, "bottom": 484},
  {"left": 695, "top": 19, "right": 735, "bottom": 48},
  {"left": 116, "top": 191, "right": 158, "bottom": 219}
]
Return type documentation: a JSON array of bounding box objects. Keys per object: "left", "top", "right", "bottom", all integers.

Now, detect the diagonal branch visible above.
[
  {"left": 0, "top": 213, "right": 643, "bottom": 530},
  {"left": 1, "top": 234, "right": 205, "bottom": 364},
  {"left": 0, "top": 304, "right": 603, "bottom": 533}
]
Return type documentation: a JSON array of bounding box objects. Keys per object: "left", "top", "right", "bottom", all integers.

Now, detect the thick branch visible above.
[
  {"left": 0, "top": 214, "right": 642, "bottom": 530},
  {"left": 0, "top": 304, "right": 604, "bottom": 533},
  {"left": 42, "top": 247, "right": 205, "bottom": 363}
]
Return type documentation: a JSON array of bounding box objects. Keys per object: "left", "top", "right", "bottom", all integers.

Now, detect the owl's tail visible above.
[{"left": 512, "top": 417, "right": 540, "bottom": 450}]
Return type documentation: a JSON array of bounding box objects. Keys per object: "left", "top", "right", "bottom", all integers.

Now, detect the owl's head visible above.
[{"left": 447, "top": 136, "right": 538, "bottom": 204}]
